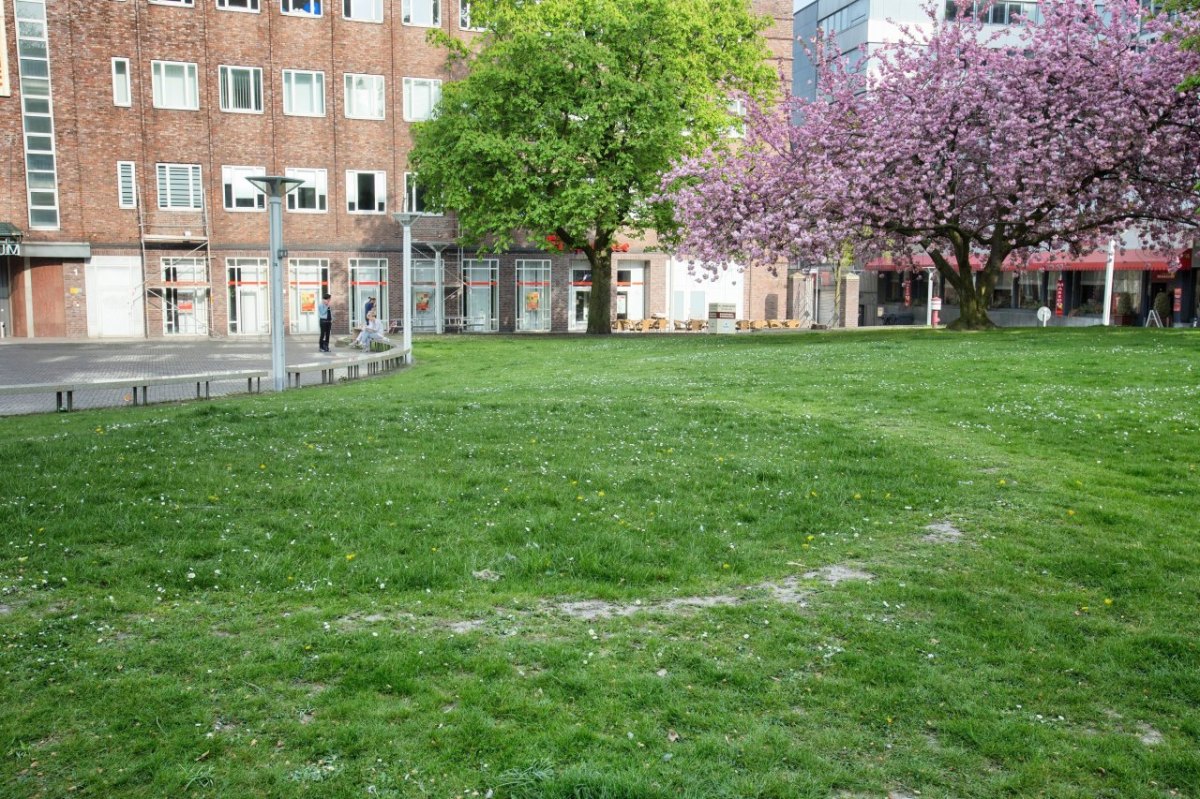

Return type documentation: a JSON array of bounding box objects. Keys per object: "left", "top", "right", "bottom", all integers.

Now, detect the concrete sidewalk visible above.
[{"left": 0, "top": 336, "right": 366, "bottom": 416}]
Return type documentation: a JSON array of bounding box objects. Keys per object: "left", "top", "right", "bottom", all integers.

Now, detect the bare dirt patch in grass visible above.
[
  {"left": 923, "top": 521, "right": 964, "bottom": 544},
  {"left": 803, "top": 565, "right": 876, "bottom": 586},
  {"left": 333, "top": 567, "right": 874, "bottom": 632},
  {"left": 1139, "top": 724, "right": 1165, "bottom": 746}
]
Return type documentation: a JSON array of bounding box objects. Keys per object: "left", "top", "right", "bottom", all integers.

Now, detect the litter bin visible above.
[{"left": 708, "top": 303, "right": 736, "bottom": 334}]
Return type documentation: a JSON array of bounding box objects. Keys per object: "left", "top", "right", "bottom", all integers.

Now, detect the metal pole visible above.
[
  {"left": 267, "top": 191, "right": 286, "bottom": 391},
  {"left": 246, "top": 176, "right": 302, "bottom": 392},
  {"left": 926, "top": 268, "right": 935, "bottom": 327},
  {"left": 402, "top": 220, "right": 413, "bottom": 363},
  {"left": 1102, "top": 238, "right": 1115, "bottom": 326}
]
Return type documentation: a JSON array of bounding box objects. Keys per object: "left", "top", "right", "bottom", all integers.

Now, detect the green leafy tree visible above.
[{"left": 410, "top": 0, "right": 778, "bottom": 333}]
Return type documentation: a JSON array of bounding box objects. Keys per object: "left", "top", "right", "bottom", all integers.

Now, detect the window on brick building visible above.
[
  {"left": 156, "top": 163, "right": 203, "bottom": 210},
  {"left": 219, "top": 65, "right": 263, "bottom": 114},
  {"left": 343, "top": 0, "right": 382, "bottom": 22},
  {"left": 112, "top": 59, "right": 131, "bottom": 107},
  {"left": 222, "top": 166, "right": 267, "bottom": 211},
  {"left": 403, "top": 172, "right": 438, "bottom": 215},
  {"left": 282, "top": 69, "right": 325, "bottom": 116},
  {"left": 217, "top": 0, "right": 260, "bottom": 11},
  {"left": 150, "top": 0, "right": 194, "bottom": 6},
  {"left": 402, "top": 77, "right": 441, "bottom": 121},
  {"left": 286, "top": 167, "right": 328, "bottom": 212},
  {"left": 346, "top": 170, "right": 386, "bottom": 214},
  {"left": 344, "top": 73, "right": 385, "bottom": 119},
  {"left": 151, "top": 60, "right": 199, "bottom": 110},
  {"left": 459, "top": 0, "right": 482, "bottom": 30},
  {"left": 402, "top": 0, "right": 438, "bottom": 26},
  {"left": 117, "top": 162, "right": 137, "bottom": 209},
  {"left": 282, "top": 0, "right": 322, "bottom": 17}
]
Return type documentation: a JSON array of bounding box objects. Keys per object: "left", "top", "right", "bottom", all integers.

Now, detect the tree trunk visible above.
[
  {"left": 949, "top": 289, "right": 997, "bottom": 330},
  {"left": 941, "top": 250, "right": 1001, "bottom": 331},
  {"left": 586, "top": 246, "right": 613, "bottom": 334}
]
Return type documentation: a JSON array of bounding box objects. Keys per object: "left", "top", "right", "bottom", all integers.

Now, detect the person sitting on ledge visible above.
[{"left": 354, "top": 311, "right": 390, "bottom": 350}]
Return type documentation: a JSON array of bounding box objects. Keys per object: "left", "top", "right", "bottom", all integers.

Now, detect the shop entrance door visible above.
[{"left": 570, "top": 267, "right": 591, "bottom": 332}]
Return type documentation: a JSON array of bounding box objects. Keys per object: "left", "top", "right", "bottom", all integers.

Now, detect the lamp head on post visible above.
[
  {"left": 245, "top": 175, "right": 305, "bottom": 199},
  {"left": 392, "top": 212, "right": 419, "bottom": 228}
]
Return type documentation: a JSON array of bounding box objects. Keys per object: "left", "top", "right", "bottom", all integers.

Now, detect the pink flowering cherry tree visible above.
[{"left": 665, "top": 0, "right": 1200, "bottom": 329}]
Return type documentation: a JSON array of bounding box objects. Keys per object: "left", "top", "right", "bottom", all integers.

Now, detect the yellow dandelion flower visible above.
[
  {"left": 346, "top": 553, "right": 356, "bottom": 561},
  {"left": 1104, "top": 598, "right": 1113, "bottom": 606}
]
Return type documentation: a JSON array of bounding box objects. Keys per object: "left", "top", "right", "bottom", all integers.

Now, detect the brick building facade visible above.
[{"left": 0, "top": 0, "right": 792, "bottom": 340}]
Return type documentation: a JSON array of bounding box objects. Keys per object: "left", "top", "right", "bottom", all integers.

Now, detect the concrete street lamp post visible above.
[
  {"left": 392, "top": 212, "right": 418, "bottom": 364},
  {"left": 246, "top": 175, "right": 303, "bottom": 392}
]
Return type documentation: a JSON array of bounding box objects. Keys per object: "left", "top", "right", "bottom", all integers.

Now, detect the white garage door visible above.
[{"left": 85, "top": 256, "right": 144, "bottom": 338}]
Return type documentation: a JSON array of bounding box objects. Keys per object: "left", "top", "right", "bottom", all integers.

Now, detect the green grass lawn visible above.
[{"left": 2, "top": 328, "right": 1198, "bottom": 799}]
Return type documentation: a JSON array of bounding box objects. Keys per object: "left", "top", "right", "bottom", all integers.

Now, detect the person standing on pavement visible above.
[
  {"left": 364, "top": 295, "right": 376, "bottom": 323},
  {"left": 318, "top": 293, "right": 333, "bottom": 353}
]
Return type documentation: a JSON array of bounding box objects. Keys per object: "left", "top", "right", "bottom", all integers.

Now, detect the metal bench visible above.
[
  {"left": 0, "top": 369, "right": 267, "bottom": 412},
  {"left": 287, "top": 345, "right": 408, "bottom": 388}
]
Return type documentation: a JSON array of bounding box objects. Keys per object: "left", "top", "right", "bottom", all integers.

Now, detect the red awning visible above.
[{"left": 866, "top": 249, "right": 1190, "bottom": 272}]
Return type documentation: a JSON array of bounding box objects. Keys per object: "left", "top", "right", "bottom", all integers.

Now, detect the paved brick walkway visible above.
[{"left": 0, "top": 335, "right": 376, "bottom": 416}]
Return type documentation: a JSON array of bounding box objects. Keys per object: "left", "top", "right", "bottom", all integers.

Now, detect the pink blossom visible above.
[{"left": 664, "top": 0, "right": 1200, "bottom": 326}]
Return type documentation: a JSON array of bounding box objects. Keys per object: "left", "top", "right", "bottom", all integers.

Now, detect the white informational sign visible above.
[
  {"left": 1036, "top": 306, "right": 1052, "bottom": 327},
  {"left": 930, "top": 297, "right": 942, "bottom": 311},
  {"left": 708, "top": 302, "right": 736, "bottom": 334}
]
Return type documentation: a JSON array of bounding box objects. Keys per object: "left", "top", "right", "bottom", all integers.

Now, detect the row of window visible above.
[
  {"left": 113, "top": 60, "right": 441, "bottom": 120},
  {"left": 120, "top": 162, "right": 434, "bottom": 215},
  {"left": 159, "top": 256, "right": 508, "bottom": 335},
  {"left": 148, "top": 0, "right": 480, "bottom": 29},
  {"left": 943, "top": 0, "right": 1042, "bottom": 24}
]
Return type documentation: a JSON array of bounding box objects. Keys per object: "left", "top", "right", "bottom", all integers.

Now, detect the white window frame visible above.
[
  {"left": 112, "top": 58, "right": 131, "bottom": 107},
  {"left": 463, "top": 259, "right": 499, "bottom": 331},
  {"left": 459, "top": 0, "right": 484, "bottom": 31},
  {"left": 218, "top": 65, "right": 264, "bottom": 114},
  {"left": 156, "top": 163, "right": 204, "bottom": 211},
  {"left": 282, "top": 69, "right": 325, "bottom": 116},
  {"left": 117, "top": 161, "right": 137, "bottom": 209},
  {"left": 349, "top": 258, "right": 389, "bottom": 328},
  {"left": 151, "top": 60, "right": 199, "bottom": 111},
  {"left": 162, "top": 258, "right": 210, "bottom": 336},
  {"left": 346, "top": 170, "right": 387, "bottom": 214},
  {"left": 217, "top": 0, "right": 260, "bottom": 11},
  {"left": 516, "top": 259, "right": 552, "bottom": 332},
  {"left": 344, "top": 73, "right": 385, "bottom": 120},
  {"left": 227, "top": 258, "right": 270, "bottom": 335},
  {"left": 402, "top": 0, "right": 439, "bottom": 27},
  {"left": 150, "top": 0, "right": 194, "bottom": 6},
  {"left": 402, "top": 77, "right": 441, "bottom": 122},
  {"left": 343, "top": 0, "right": 382, "bottom": 23},
  {"left": 404, "top": 172, "right": 439, "bottom": 216},
  {"left": 222, "top": 166, "right": 266, "bottom": 212},
  {"left": 281, "top": 0, "right": 323, "bottom": 17},
  {"left": 15, "top": 0, "right": 61, "bottom": 229},
  {"left": 285, "top": 167, "right": 328, "bottom": 213}
]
